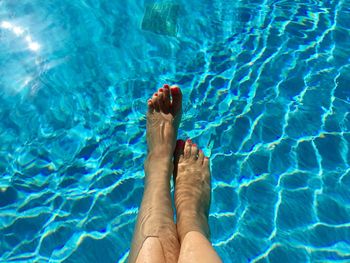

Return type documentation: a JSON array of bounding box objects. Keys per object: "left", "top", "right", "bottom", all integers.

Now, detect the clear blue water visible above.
[{"left": 1, "top": 0, "right": 350, "bottom": 262}]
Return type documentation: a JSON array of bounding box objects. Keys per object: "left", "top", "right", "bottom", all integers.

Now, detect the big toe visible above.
[
  {"left": 170, "top": 85, "right": 182, "bottom": 115},
  {"left": 173, "top": 139, "right": 185, "bottom": 180},
  {"left": 161, "top": 84, "right": 171, "bottom": 114}
]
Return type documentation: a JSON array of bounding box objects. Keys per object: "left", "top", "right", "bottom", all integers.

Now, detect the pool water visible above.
[{"left": 1, "top": 0, "right": 350, "bottom": 262}]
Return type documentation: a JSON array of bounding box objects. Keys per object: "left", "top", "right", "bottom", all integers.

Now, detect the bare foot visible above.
[
  {"left": 174, "top": 139, "right": 211, "bottom": 243},
  {"left": 146, "top": 84, "right": 182, "bottom": 159}
]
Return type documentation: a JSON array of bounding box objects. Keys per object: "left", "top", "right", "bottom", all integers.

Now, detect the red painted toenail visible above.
[
  {"left": 163, "top": 84, "right": 170, "bottom": 89},
  {"left": 154, "top": 93, "right": 158, "bottom": 96},
  {"left": 177, "top": 140, "right": 185, "bottom": 148},
  {"left": 159, "top": 88, "right": 163, "bottom": 92},
  {"left": 172, "top": 87, "right": 180, "bottom": 94},
  {"left": 193, "top": 144, "right": 197, "bottom": 147},
  {"left": 186, "top": 139, "right": 192, "bottom": 143}
]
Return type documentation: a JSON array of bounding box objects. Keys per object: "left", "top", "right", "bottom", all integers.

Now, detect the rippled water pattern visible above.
[{"left": 1, "top": 0, "right": 350, "bottom": 262}]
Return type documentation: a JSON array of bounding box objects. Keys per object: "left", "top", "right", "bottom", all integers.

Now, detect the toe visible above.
[
  {"left": 152, "top": 92, "right": 160, "bottom": 112},
  {"left": 170, "top": 85, "right": 182, "bottom": 116},
  {"left": 174, "top": 139, "right": 185, "bottom": 161},
  {"left": 184, "top": 139, "right": 192, "bottom": 159},
  {"left": 162, "top": 84, "right": 171, "bottom": 114},
  {"left": 173, "top": 139, "right": 185, "bottom": 181},
  {"left": 147, "top": 99, "right": 154, "bottom": 113},
  {"left": 198, "top": 149, "right": 204, "bottom": 164},
  {"left": 191, "top": 143, "right": 199, "bottom": 160},
  {"left": 203, "top": 156, "right": 210, "bottom": 167},
  {"left": 158, "top": 88, "right": 165, "bottom": 112}
]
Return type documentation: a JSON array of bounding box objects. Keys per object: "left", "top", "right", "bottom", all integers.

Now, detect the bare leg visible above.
[
  {"left": 174, "top": 140, "right": 222, "bottom": 263},
  {"left": 128, "top": 84, "right": 182, "bottom": 263}
]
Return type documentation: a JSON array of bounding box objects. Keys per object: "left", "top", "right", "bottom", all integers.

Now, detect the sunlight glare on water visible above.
[{"left": 1, "top": 20, "right": 41, "bottom": 52}]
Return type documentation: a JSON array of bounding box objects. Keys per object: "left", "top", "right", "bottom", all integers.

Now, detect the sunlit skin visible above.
[{"left": 129, "top": 85, "right": 222, "bottom": 263}]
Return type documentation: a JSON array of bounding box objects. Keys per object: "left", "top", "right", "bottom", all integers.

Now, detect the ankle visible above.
[
  {"left": 143, "top": 155, "right": 174, "bottom": 186},
  {"left": 177, "top": 225, "right": 210, "bottom": 243},
  {"left": 176, "top": 213, "right": 210, "bottom": 242},
  {"left": 146, "top": 151, "right": 173, "bottom": 164}
]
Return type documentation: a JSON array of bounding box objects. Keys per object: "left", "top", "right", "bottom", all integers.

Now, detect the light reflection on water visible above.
[
  {"left": 1, "top": 20, "right": 41, "bottom": 52},
  {"left": 0, "top": 19, "right": 43, "bottom": 95}
]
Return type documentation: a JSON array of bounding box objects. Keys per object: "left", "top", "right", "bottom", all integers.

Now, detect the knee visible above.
[{"left": 135, "top": 237, "right": 165, "bottom": 263}]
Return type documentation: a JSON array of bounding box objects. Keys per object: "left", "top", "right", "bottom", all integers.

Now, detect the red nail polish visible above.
[
  {"left": 163, "top": 84, "right": 170, "bottom": 89},
  {"left": 177, "top": 140, "right": 185, "bottom": 148},
  {"left": 154, "top": 93, "right": 158, "bottom": 96},
  {"left": 193, "top": 144, "right": 197, "bottom": 147},
  {"left": 159, "top": 88, "right": 163, "bottom": 92},
  {"left": 172, "top": 87, "right": 180, "bottom": 94}
]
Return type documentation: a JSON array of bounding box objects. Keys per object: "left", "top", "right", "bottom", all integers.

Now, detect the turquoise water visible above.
[{"left": 1, "top": 0, "right": 350, "bottom": 262}]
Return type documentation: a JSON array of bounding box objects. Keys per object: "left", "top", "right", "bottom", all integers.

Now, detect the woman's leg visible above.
[
  {"left": 135, "top": 237, "right": 165, "bottom": 263},
  {"left": 178, "top": 232, "right": 222, "bottom": 263},
  {"left": 174, "top": 140, "right": 222, "bottom": 263},
  {"left": 128, "top": 85, "right": 182, "bottom": 263}
]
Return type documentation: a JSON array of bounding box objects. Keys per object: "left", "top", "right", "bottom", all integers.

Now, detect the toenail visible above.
[
  {"left": 172, "top": 87, "right": 180, "bottom": 94},
  {"left": 154, "top": 93, "right": 158, "bottom": 96},
  {"left": 163, "top": 84, "right": 170, "bottom": 89},
  {"left": 177, "top": 140, "right": 184, "bottom": 146},
  {"left": 186, "top": 139, "right": 192, "bottom": 143},
  {"left": 159, "top": 88, "right": 163, "bottom": 92},
  {"left": 193, "top": 144, "right": 197, "bottom": 147}
]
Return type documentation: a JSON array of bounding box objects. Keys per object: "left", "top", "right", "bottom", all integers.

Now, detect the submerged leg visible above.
[
  {"left": 128, "top": 85, "right": 182, "bottom": 263},
  {"left": 174, "top": 140, "right": 222, "bottom": 263}
]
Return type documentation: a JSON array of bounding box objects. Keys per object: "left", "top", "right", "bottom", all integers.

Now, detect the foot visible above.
[
  {"left": 174, "top": 139, "right": 211, "bottom": 243},
  {"left": 146, "top": 84, "right": 182, "bottom": 160},
  {"left": 129, "top": 85, "right": 182, "bottom": 263}
]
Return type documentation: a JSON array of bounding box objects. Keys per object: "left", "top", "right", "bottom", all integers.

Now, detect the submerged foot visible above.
[
  {"left": 174, "top": 139, "right": 211, "bottom": 242},
  {"left": 146, "top": 84, "right": 182, "bottom": 160}
]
